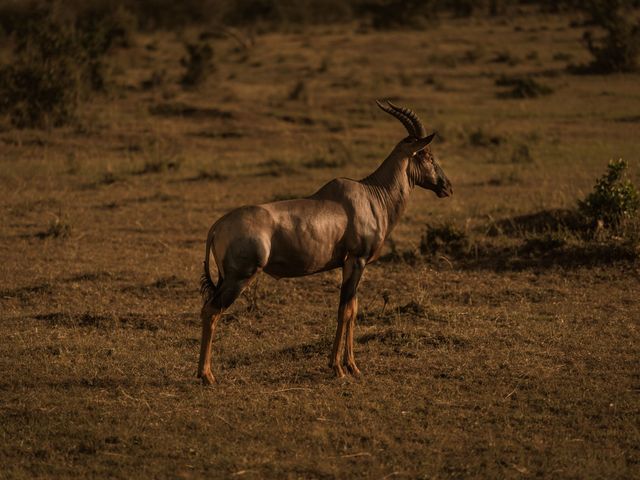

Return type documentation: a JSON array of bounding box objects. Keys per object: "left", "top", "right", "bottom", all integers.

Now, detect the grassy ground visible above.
[{"left": 1, "top": 10, "right": 639, "bottom": 479}]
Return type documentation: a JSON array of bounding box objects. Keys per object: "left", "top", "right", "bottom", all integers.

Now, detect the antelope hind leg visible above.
[
  {"left": 198, "top": 302, "right": 222, "bottom": 386},
  {"left": 197, "top": 275, "right": 254, "bottom": 386}
]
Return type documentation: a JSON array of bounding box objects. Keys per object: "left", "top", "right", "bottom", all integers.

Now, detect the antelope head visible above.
[{"left": 377, "top": 100, "right": 453, "bottom": 198}]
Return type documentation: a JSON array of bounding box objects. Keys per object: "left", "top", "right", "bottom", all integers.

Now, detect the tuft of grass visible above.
[
  {"left": 37, "top": 215, "right": 71, "bottom": 239},
  {"left": 288, "top": 80, "right": 308, "bottom": 101},
  {"left": 467, "top": 128, "right": 503, "bottom": 148},
  {"left": 553, "top": 52, "right": 573, "bottom": 61},
  {"left": 303, "top": 156, "right": 346, "bottom": 169},
  {"left": 510, "top": 143, "right": 534, "bottom": 164},
  {"left": 495, "top": 75, "right": 554, "bottom": 98},
  {"left": 257, "top": 158, "right": 299, "bottom": 177},
  {"left": 138, "top": 137, "right": 183, "bottom": 174},
  {"left": 491, "top": 50, "right": 520, "bottom": 66},
  {"left": 186, "top": 170, "right": 229, "bottom": 182},
  {"left": 140, "top": 70, "right": 165, "bottom": 90},
  {"left": 99, "top": 171, "right": 122, "bottom": 185},
  {"left": 180, "top": 41, "right": 215, "bottom": 87}
]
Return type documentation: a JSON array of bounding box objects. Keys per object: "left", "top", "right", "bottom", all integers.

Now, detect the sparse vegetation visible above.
[{"left": 1, "top": 5, "right": 638, "bottom": 480}]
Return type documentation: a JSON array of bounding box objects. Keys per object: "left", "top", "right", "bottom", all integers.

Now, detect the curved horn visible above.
[
  {"left": 387, "top": 101, "right": 427, "bottom": 138},
  {"left": 376, "top": 100, "right": 417, "bottom": 137}
]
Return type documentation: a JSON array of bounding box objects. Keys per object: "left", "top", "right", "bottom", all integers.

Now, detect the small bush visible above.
[
  {"left": 581, "top": 0, "right": 640, "bottom": 73},
  {"left": 139, "top": 137, "right": 183, "bottom": 174},
  {"left": 579, "top": 159, "right": 640, "bottom": 229},
  {"left": 141, "top": 70, "right": 166, "bottom": 90},
  {"left": 288, "top": 80, "right": 308, "bottom": 101},
  {"left": 510, "top": 143, "right": 534, "bottom": 164},
  {"left": 495, "top": 75, "right": 553, "bottom": 99},
  {"left": 180, "top": 42, "right": 215, "bottom": 87},
  {"left": 37, "top": 215, "right": 71, "bottom": 239}
]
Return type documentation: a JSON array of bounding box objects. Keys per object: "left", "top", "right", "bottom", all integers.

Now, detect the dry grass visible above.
[{"left": 1, "top": 10, "right": 639, "bottom": 479}]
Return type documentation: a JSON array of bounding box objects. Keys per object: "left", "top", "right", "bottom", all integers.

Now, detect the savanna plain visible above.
[{"left": 1, "top": 7, "right": 639, "bottom": 480}]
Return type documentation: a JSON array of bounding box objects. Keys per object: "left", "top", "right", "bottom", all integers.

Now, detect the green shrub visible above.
[
  {"left": 581, "top": 0, "right": 640, "bottom": 73},
  {"left": 579, "top": 159, "right": 639, "bottom": 229},
  {"left": 180, "top": 42, "right": 215, "bottom": 87}
]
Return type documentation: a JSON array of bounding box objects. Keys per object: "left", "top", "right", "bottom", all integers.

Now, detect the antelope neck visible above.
[{"left": 360, "top": 152, "right": 414, "bottom": 235}]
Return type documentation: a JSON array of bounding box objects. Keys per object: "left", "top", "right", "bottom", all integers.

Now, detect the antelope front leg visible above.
[
  {"left": 330, "top": 256, "right": 365, "bottom": 378},
  {"left": 343, "top": 296, "right": 361, "bottom": 376},
  {"left": 330, "top": 306, "right": 348, "bottom": 378}
]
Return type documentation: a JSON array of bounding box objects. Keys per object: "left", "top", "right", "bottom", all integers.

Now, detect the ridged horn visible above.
[
  {"left": 376, "top": 99, "right": 417, "bottom": 137},
  {"left": 387, "top": 101, "right": 427, "bottom": 138}
]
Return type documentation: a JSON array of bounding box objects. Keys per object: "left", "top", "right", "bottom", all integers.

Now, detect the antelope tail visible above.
[{"left": 200, "top": 231, "right": 217, "bottom": 302}]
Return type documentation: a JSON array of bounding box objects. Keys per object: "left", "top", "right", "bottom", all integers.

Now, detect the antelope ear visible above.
[{"left": 411, "top": 132, "right": 436, "bottom": 154}]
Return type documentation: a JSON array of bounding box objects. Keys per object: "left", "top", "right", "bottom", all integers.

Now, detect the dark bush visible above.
[
  {"left": 356, "top": 0, "right": 438, "bottom": 30},
  {"left": 0, "top": 15, "right": 81, "bottom": 128},
  {"left": 0, "top": 62, "right": 77, "bottom": 129},
  {"left": 580, "top": 0, "right": 640, "bottom": 73},
  {"left": 74, "top": 5, "right": 136, "bottom": 90},
  {"left": 220, "top": 0, "right": 353, "bottom": 28},
  {"left": 0, "top": 4, "right": 131, "bottom": 128}
]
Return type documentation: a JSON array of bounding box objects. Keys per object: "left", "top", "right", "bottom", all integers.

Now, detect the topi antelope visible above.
[{"left": 198, "top": 100, "right": 452, "bottom": 385}]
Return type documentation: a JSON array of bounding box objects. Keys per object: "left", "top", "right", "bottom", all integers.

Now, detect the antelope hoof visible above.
[
  {"left": 345, "top": 362, "right": 361, "bottom": 377},
  {"left": 332, "top": 364, "right": 346, "bottom": 379},
  {"left": 199, "top": 371, "right": 216, "bottom": 386}
]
